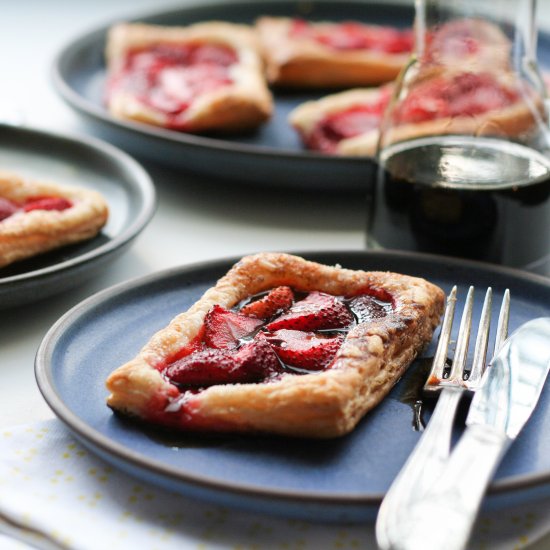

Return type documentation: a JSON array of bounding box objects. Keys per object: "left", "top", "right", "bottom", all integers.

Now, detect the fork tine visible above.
[
  {"left": 375, "top": 285, "right": 510, "bottom": 550},
  {"left": 494, "top": 289, "right": 511, "bottom": 353},
  {"left": 424, "top": 286, "right": 457, "bottom": 391},
  {"left": 446, "top": 286, "right": 475, "bottom": 385},
  {"left": 466, "top": 287, "right": 493, "bottom": 388}
]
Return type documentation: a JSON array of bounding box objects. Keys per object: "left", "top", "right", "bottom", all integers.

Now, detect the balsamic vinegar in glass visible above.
[
  {"left": 368, "top": 0, "right": 550, "bottom": 274},
  {"left": 367, "top": 136, "right": 550, "bottom": 272}
]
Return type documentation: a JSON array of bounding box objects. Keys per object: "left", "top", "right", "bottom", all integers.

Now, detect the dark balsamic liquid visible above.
[{"left": 367, "top": 137, "right": 550, "bottom": 274}]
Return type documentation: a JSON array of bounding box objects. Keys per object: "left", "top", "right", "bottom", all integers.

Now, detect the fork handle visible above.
[
  {"left": 376, "top": 388, "right": 463, "bottom": 549},
  {"left": 390, "top": 424, "right": 510, "bottom": 550}
]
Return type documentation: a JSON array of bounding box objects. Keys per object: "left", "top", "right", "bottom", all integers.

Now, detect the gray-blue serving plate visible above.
[
  {"left": 0, "top": 124, "right": 156, "bottom": 309},
  {"left": 35, "top": 250, "right": 550, "bottom": 523}
]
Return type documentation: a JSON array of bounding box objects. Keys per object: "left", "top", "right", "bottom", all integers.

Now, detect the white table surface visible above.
[{"left": 1, "top": 1, "right": 550, "bottom": 548}]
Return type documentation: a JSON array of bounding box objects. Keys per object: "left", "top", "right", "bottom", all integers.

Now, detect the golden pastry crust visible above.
[
  {"left": 256, "top": 17, "right": 409, "bottom": 88},
  {"left": 105, "top": 22, "right": 273, "bottom": 132},
  {"left": 0, "top": 171, "right": 109, "bottom": 268},
  {"left": 106, "top": 253, "right": 445, "bottom": 438}
]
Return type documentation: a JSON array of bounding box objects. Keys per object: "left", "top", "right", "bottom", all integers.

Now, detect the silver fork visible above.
[{"left": 376, "top": 285, "right": 510, "bottom": 550}]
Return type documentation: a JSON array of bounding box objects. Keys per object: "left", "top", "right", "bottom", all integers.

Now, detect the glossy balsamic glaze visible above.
[{"left": 368, "top": 137, "right": 550, "bottom": 273}]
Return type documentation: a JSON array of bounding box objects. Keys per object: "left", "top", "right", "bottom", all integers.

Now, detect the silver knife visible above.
[{"left": 385, "top": 317, "right": 550, "bottom": 550}]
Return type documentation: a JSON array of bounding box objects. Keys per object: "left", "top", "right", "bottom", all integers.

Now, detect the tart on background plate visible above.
[
  {"left": 105, "top": 22, "right": 273, "bottom": 133},
  {"left": 256, "top": 17, "right": 414, "bottom": 88},
  {"left": 290, "top": 70, "right": 541, "bottom": 156},
  {"left": 0, "top": 171, "right": 109, "bottom": 269},
  {"left": 106, "top": 252, "right": 445, "bottom": 438}
]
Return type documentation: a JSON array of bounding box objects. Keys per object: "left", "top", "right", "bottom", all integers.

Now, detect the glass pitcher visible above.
[{"left": 366, "top": 0, "right": 550, "bottom": 274}]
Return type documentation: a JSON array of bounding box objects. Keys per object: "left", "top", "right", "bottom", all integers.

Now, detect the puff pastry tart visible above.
[
  {"left": 106, "top": 253, "right": 445, "bottom": 438},
  {"left": 0, "top": 171, "right": 109, "bottom": 268},
  {"left": 256, "top": 17, "right": 413, "bottom": 88},
  {"left": 105, "top": 22, "right": 273, "bottom": 132},
  {"left": 291, "top": 70, "right": 540, "bottom": 156}
]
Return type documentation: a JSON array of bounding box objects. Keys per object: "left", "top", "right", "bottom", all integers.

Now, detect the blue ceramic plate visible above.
[
  {"left": 51, "top": 0, "right": 550, "bottom": 190},
  {"left": 0, "top": 124, "right": 156, "bottom": 309},
  {"left": 35, "top": 251, "right": 550, "bottom": 523}
]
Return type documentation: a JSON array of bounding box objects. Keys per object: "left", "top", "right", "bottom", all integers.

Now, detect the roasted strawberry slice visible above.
[
  {"left": 0, "top": 197, "right": 18, "bottom": 221},
  {"left": 240, "top": 286, "right": 295, "bottom": 319},
  {"left": 163, "top": 339, "right": 281, "bottom": 386},
  {"left": 348, "top": 294, "right": 393, "bottom": 324},
  {"left": 264, "top": 329, "right": 343, "bottom": 371},
  {"left": 23, "top": 196, "right": 72, "bottom": 212},
  {"left": 266, "top": 291, "right": 353, "bottom": 331},
  {"left": 203, "top": 305, "right": 263, "bottom": 349}
]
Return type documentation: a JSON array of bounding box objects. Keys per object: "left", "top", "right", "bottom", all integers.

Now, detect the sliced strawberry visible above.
[
  {"left": 163, "top": 339, "right": 281, "bottom": 386},
  {"left": 264, "top": 329, "right": 343, "bottom": 371},
  {"left": 23, "top": 196, "right": 72, "bottom": 212},
  {"left": 203, "top": 305, "right": 263, "bottom": 349},
  {"left": 348, "top": 294, "right": 393, "bottom": 324},
  {"left": 265, "top": 291, "right": 353, "bottom": 332},
  {"left": 240, "top": 286, "right": 295, "bottom": 320},
  {"left": 189, "top": 44, "right": 238, "bottom": 67},
  {"left": 0, "top": 197, "right": 18, "bottom": 221}
]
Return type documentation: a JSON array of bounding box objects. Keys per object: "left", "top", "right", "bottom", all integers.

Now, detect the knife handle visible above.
[
  {"left": 388, "top": 424, "right": 509, "bottom": 550},
  {"left": 376, "top": 388, "right": 463, "bottom": 549}
]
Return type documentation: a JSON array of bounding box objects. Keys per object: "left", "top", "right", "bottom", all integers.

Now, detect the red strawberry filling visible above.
[
  {"left": 107, "top": 42, "right": 238, "bottom": 126},
  {"left": 0, "top": 195, "right": 72, "bottom": 222},
  {"left": 265, "top": 291, "right": 353, "bottom": 332},
  {"left": 264, "top": 329, "right": 343, "bottom": 371},
  {"left": 395, "top": 72, "right": 521, "bottom": 124},
  {"left": 23, "top": 196, "right": 72, "bottom": 212},
  {"left": 305, "top": 86, "right": 393, "bottom": 153},
  {"left": 164, "top": 339, "right": 281, "bottom": 386},
  {"left": 0, "top": 197, "right": 18, "bottom": 222},
  {"left": 290, "top": 19, "right": 413, "bottom": 53},
  {"left": 305, "top": 71, "right": 522, "bottom": 153},
  {"left": 160, "top": 287, "right": 394, "bottom": 396},
  {"left": 426, "top": 20, "right": 482, "bottom": 63},
  {"left": 240, "top": 286, "right": 294, "bottom": 319},
  {"left": 203, "top": 305, "right": 263, "bottom": 349}
]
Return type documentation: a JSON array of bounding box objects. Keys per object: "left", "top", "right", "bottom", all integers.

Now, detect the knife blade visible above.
[
  {"left": 384, "top": 317, "right": 550, "bottom": 550},
  {"left": 467, "top": 317, "right": 550, "bottom": 437}
]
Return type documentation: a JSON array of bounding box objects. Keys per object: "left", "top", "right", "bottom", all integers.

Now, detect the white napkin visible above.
[{"left": 0, "top": 419, "right": 548, "bottom": 550}]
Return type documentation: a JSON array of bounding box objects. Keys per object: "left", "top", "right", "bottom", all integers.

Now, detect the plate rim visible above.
[
  {"left": 0, "top": 123, "right": 156, "bottom": 286},
  {"left": 35, "top": 249, "right": 550, "bottom": 509}
]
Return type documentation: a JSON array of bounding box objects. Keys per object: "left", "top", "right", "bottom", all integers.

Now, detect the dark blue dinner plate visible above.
[
  {"left": 51, "top": 0, "right": 550, "bottom": 190},
  {"left": 35, "top": 250, "right": 550, "bottom": 523},
  {"left": 0, "top": 124, "right": 156, "bottom": 309}
]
